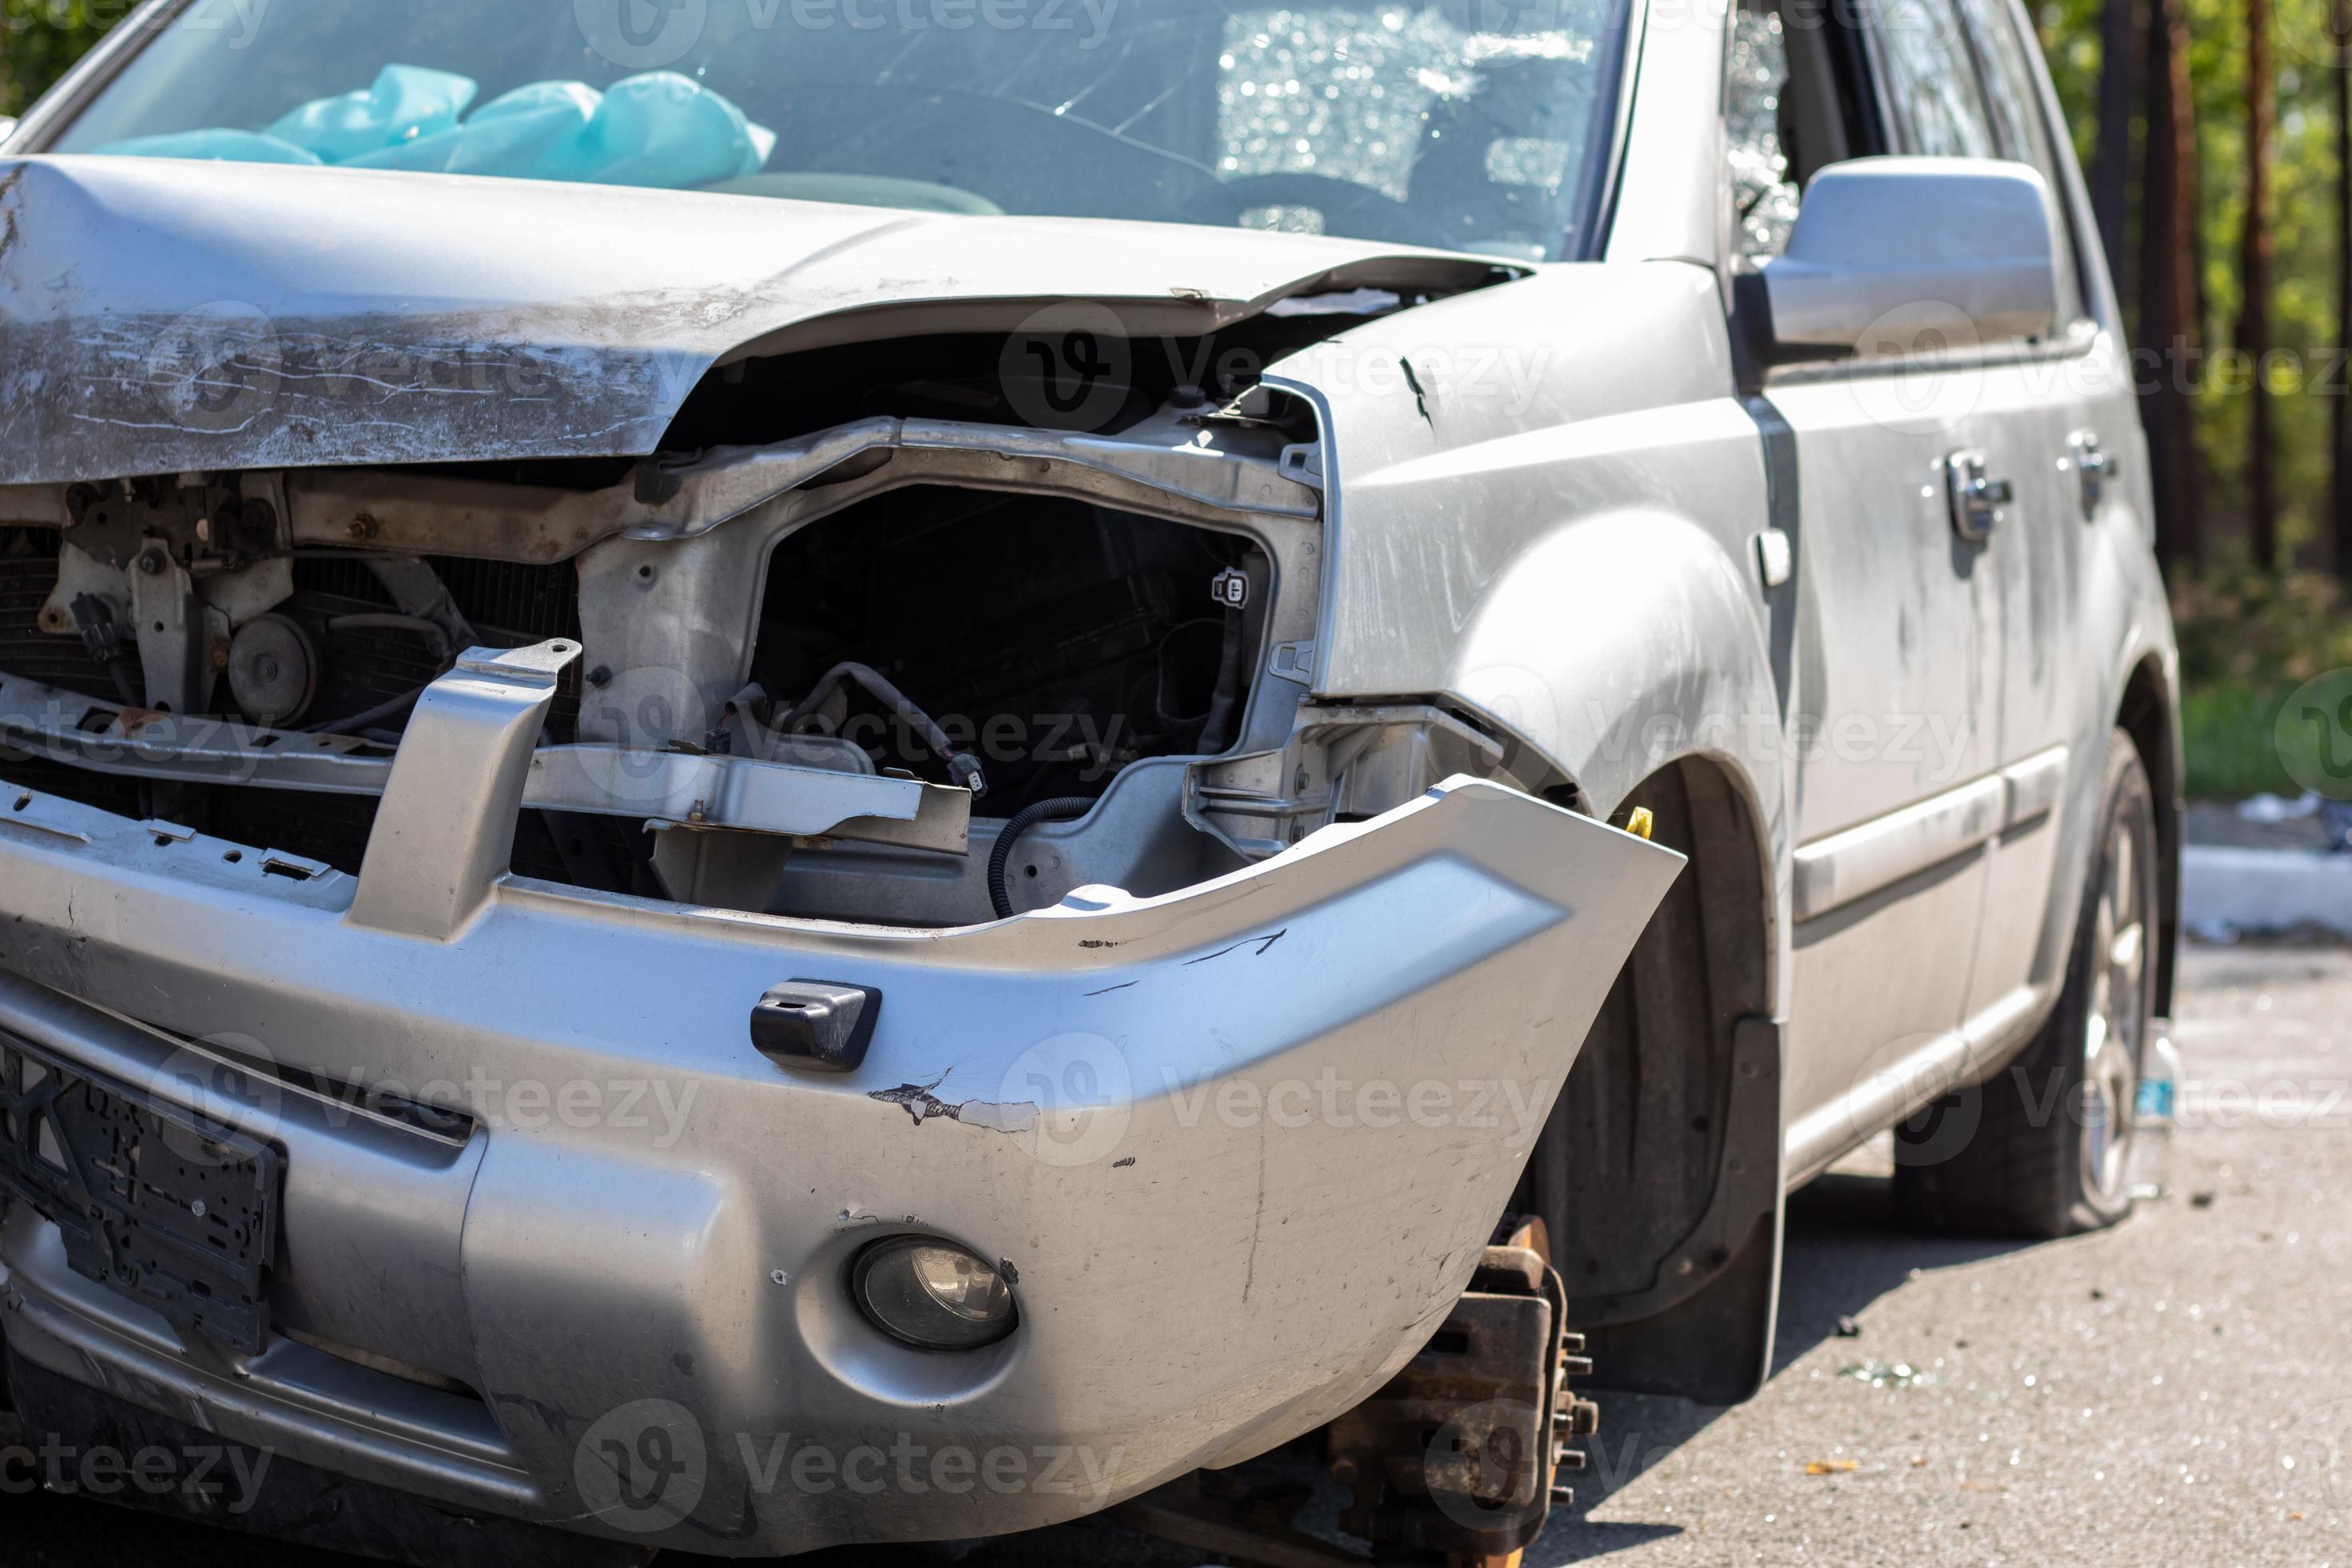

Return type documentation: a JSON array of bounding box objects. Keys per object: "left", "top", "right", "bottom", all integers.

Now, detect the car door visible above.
[
  {"left": 1950, "top": 0, "right": 2123, "bottom": 1027},
  {"left": 1730, "top": 0, "right": 2047, "bottom": 1158}
]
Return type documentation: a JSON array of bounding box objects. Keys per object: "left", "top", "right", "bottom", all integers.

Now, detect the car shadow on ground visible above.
[{"left": 1536, "top": 1172, "right": 2039, "bottom": 1561}]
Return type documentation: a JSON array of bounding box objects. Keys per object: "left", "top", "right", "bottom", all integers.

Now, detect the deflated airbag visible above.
[{"left": 95, "top": 64, "right": 775, "bottom": 191}]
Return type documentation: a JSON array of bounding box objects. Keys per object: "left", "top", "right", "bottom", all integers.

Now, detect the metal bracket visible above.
[
  {"left": 648, "top": 828, "right": 793, "bottom": 912},
  {"left": 127, "top": 542, "right": 226, "bottom": 718},
  {"left": 1113, "top": 1234, "right": 1585, "bottom": 1568},
  {"left": 1184, "top": 703, "right": 1503, "bottom": 862},
  {"left": 0, "top": 666, "right": 969, "bottom": 852},
  {"left": 0, "top": 1026, "right": 281, "bottom": 1356},
  {"left": 1326, "top": 1237, "right": 1577, "bottom": 1561},
  {"left": 347, "top": 639, "right": 582, "bottom": 940},
  {"left": 529, "top": 746, "right": 960, "bottom": 848}
]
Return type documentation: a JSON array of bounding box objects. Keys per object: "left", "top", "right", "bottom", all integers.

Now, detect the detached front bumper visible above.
[{"left": 0, "top": 684, "right": 1678, "bottom": 1555}]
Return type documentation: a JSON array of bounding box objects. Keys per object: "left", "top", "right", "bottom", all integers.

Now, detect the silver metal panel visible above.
[
  {"left": 0, "top": 669, "right": 400, "bottom": 792},
  {"left": 1604, "top": 0, "right": 1730, "bottom": 269},
  {"left": 1267, "top": 261, "right": 1790, "bottom": 1018},
  {"left": 1274, "top": 262, "right": 1777, "bottom": 823},
  {"left": 0, "top": 154, "right": 1502, "bottom": 486},
  {"left": 1782, "top": 980, "right": 2046, "bottom": 1185},
  {"left": 349, "top": 640, "right": 581, "bottom": 941},
  {"left": 0, "top": 776, "right": 1682, "bottom": 1554}
]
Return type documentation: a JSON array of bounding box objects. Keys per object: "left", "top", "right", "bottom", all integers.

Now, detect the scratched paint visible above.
[{"left": 0, "top": 154, "right": 1499, "bottom": 486}]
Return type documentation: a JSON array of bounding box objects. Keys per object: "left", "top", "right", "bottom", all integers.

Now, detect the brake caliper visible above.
[{"left": 1328, "top": 1218, "right": 1594, "bottom": 1565}]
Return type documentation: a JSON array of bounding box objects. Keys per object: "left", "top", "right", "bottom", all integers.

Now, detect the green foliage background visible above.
[
  {"left": 1, "top": 2, "right": 114, "bottom": 118},
  {"left": 2034, "top": 0, "right": 2352, "bottom": 796},
  {"left": 2040, "top": 0, "right": 2348, "bottom": 564}
]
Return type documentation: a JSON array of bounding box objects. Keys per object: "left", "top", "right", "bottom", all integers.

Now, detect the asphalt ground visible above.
[{"left": 6, "top": 942, "right": 2346, "bottom": 1567}]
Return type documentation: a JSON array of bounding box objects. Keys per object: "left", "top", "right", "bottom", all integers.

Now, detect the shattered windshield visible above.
[{"left": 49, "top": 0, "right": 1625, "bottom": 261}]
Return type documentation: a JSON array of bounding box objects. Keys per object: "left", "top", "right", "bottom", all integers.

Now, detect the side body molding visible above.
[{"left": 1792, "top": 745, "right": 2071, "bottom": 923}]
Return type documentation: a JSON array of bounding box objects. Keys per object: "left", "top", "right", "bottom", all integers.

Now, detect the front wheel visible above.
[{"left": 1894, "top": 730, "right": 2159, "bottom": 1238}]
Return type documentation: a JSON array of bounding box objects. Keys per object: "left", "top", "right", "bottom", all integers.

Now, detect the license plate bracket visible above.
[{"left": 0, "top": 1029, "right": 280, "bottom": 1354}]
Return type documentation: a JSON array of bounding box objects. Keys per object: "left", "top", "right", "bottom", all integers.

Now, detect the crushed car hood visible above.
[{"left": 0, "top": 155, "right": 1502, "bottom": 486}]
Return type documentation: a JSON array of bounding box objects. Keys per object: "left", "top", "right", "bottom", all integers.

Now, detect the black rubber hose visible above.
[
  {"left": 987, "top": 798, "right": 1096, "bottom": 919},
  {"left": 325, "top": 613, "right": 453, "bottom": 667},
  {"left": 303, "top": 685, "right": 428, "bottom": 738},
  {"left": 1195, "top": 606, "right": 1247, "bottom": 754},
  {"left": 782, "top": 661, "right": 986, "bottom": 797},
  {"left": 301, "top": 615, "right": 456, "bottom": 737}
]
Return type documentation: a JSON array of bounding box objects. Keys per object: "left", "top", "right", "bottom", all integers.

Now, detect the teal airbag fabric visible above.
[
  {"left": 96, "top": 66, "right": 774, "bottom": 191},
  {"left": 90, "top": 128, "right": 324, "bottom": 164},
  {"left": 340, "top": 81, "right": 603, "bottom": 177},
  {"left": 268, "top": 64, "right": 478, "bottom": 164}
]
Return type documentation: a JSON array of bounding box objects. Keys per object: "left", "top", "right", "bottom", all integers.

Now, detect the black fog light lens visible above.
[{"left": 851, "top": 1236, "right": 1017, "bottom": 1350}]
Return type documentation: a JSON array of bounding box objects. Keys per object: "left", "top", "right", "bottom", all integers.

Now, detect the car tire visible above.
[{"left": 1893, "top": 730, "right": 2159, "bottom": 1239}]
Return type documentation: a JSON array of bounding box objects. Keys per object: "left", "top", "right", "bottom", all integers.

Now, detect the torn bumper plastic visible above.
[{"left": 0, "top": 688, "right": 1679, "bottom": 1554}]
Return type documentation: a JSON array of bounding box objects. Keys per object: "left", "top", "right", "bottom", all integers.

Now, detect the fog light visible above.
[{"left": 851, "top": 1236, "right": 1017, "bottom": 1350}]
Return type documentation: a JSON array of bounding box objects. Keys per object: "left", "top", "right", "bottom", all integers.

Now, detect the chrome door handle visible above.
[
  {"left": 1946, "top": 450, "right": 2011, "bottom": 542},
  {"left": 2069, "top": 430, "right": 2110, "bottom": 519}
]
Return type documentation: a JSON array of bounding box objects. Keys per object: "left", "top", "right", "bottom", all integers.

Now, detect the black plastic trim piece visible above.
[{"left": 750, "top": 980, "right": 881, "bottom": 1074}]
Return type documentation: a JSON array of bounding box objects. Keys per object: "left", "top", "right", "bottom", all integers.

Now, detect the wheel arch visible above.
[
  {"left": 2115, "top": 652, "right": 2183, "bottom": 1018},
  {"left": 1513, "top": 750, "right": 1787, "bottom": 1406}
]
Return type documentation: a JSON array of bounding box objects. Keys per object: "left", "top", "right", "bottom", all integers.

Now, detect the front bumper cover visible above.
[{"left": 0, "top": 687, "right": 1678, "bottom": 1554}]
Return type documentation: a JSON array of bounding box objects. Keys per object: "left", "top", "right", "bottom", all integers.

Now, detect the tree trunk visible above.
[
  {"left": 2094, "top": 0, "right": 2142, "bottom": 297},
  {"left": 2243, "top": 0, "right": 2278, "bottom": 568},
  {"left": 2335, "top": 0, "right": 2352, "bottom": 581},
  {"left": 2140, "top": 0, "right": 2205, "bottom": 569}
]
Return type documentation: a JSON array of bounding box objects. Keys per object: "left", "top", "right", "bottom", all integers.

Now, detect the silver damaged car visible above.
[{"left": 0, "top": 0, "right": 2178, "bottom": 1562}]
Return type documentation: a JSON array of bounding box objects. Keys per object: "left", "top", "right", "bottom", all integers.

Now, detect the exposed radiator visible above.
[{"left": 0, "top": 545, "right": 585, "bottom": 878}]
